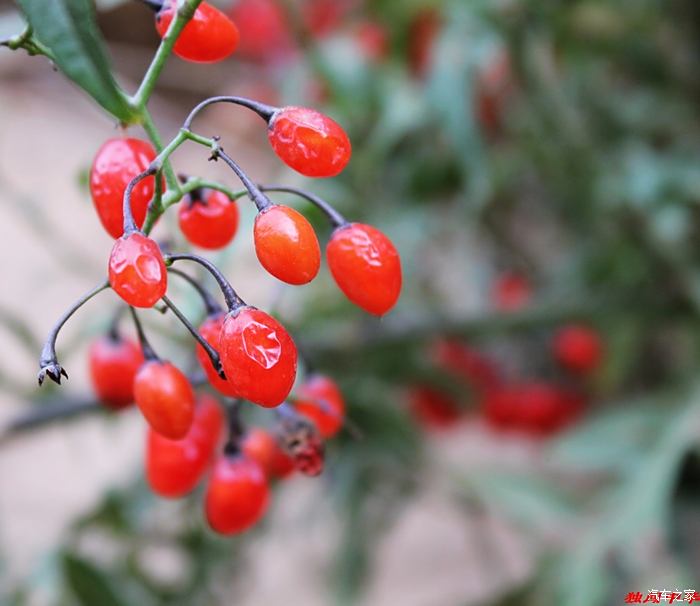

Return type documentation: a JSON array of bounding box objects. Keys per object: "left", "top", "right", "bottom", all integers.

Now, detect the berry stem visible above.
[
  {"left": 141, "top": 109, "right": 180, "bottom": 192},
  {"left": 258, "top": 185, "right": 349, "bottom": 228},
  {"left": 128, "top": 306, "right": 160, "bottom": 361},
  {"left": 123, "top": 167, "right": 158, "bottom": 234},
  {"left": 182, "top": 96, "right": 278, "bottom": 131},
  {"left": 178, "top": 178, "right": 246, "bottom": 203},
  {"left": 223, "top": 399, "right": 244, "bottom": 456},
  {"left": 161, "top": 295, "right": 226, "bottom": 379},
  {"left": 38, "top": 281, "right": 110, "bottom": 385},
  {"left": 210, "top": 146, "right": 272, "bottom": 212},
  {"left": 166, "top": 253, "right": 245, "bottom": 311},
  {"left": 167, "top": 267, "right": 223, "bottom": 316},
  {"left": 107, "top": 307, "right": 126, "bottom": 341},
  {"left": 139, "top": 0, "right": 164, "bottom": 10}
]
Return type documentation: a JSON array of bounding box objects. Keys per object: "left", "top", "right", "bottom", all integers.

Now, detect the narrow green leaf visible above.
[
  {"left": 62, "top": 553, "right": 128, "bottom": 606},
  {"left": 15, "top": 0, "right": 135, "bottom": 121}
]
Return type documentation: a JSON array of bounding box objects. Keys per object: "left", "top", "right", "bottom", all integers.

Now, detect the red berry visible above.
[
  {"left": 205, "top": 455, "right": 269, "bottom": 535},
  {"left": 408, "top": 8, "right": 441, "bottom": 77},
  {"left": 88, "top": 335, "right": 144, "bottom": 409},
  {"left": 196, "top": 313, "right": 240, "bottom": 397},
  {"left": 431, "top": 339, "right": 500, "bottom": 394},
  {"left": 268, "top": 106, "right": 352, "bottom": 177},
  {"left": 89, "top": 138, "right": 159, "bottom": 238},
  {"left": 475, "top": 51, "right": 512, "bottom": 136},
  {"left": 491, "top": 272, "right": 531, "bottom": 312},
  {"left": 254, "top": 205, "right": 321, "bottom": 285},
  {"left": 219, "top": 307, "right": 297, "bottom": 407},
  {"left": 302, "top": 0, "right": 354, "bottom": 36},
  {"left": 146, "top": 395, "right": 224, "bottom": 498},
  {"left": 355, "top": 21, "right": 389, "bottom": 62},
  {"left": 133, "top": 360, "right": 195, "bottom": 440},
  {"left": 155, "top": 0, "right": 239, "bottom": 63},
  {"left": 242, "top": 428, "right": 295, "bottom": 479},
  {"left": 277, "top": 415, "right": 325, "bottom": 476},
  {"left": 108, "top": 233, "right": 168, "bottom": 308},
  {"left": 178, "top": 190, "right": 239, "bottom": 250},
  {"left": 295, "top": 374, "right": 345, "bottom": 438},
  {"left": 553, "top": 325, "right": 603, "bottom": 374},
  {"left": 228, "top": 0, "right": 294, "bottom": 62},
  {"left": 408, "top": 386, "right": 462, "bottom": 430},
  {"left": 326, "top": 223, "right": 402, "bottom": 315}
]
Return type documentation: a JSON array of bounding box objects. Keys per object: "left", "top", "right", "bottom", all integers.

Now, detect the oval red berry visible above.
[
  {"left": 108, "top": 232, "right": 167, "bottom": 308},
  {"left": 326, "top": 223, "right": 401, "bottom": 316},
  {"left": 254, "top": 205, "right": 320, "bottom": 285},
  {"left": 242, "top": 428, "right": 295, "bottom": 479},
  {"left": 178, "top": 190, "right": 239, "bottom": 250},
  {"left": 90, "top": 138, "right": 159, "bottom": 239},
  {"left": 88, "top": 335, "right": 144, "bottom": 409},
  {"left": 196, "top": 313, "right": 240, "bottom": 398},
  {"left": 205, "top": 455, "right": 269, "bottom": 535},
  {"left": 219, "top": 307, "right": 297, "bottom": 407},
  {"left": 133, "top": 360, "right": 195, "bottom": 440},
  {"left": 155, "top": 0, "right": 239, "bottom": 63},
  {"left": 552, "top": 325, "right": 603, "bottom": 374},
  {"left": 268, "top": 106, "right": 351, "bottom": 177},
  {"left": 295, "top": 374, "right": 345, "bottom": 438}
]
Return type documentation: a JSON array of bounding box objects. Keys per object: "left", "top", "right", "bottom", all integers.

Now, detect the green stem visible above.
[{"left": 141, "top": 109, "right": 179, "bottom": 191}]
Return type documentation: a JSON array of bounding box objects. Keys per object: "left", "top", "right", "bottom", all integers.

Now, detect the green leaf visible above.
[
  {"left": 62, "top": 553, "right": 129, "bottom": 606},
  {"left": 15, "top": 0, "right": 135, "bottom": 121}
]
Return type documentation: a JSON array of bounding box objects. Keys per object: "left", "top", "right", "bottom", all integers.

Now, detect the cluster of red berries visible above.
[{"left": 38, "top": 0, "right": 401, "bottom": 536}]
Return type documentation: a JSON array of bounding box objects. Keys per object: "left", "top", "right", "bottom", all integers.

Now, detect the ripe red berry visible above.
[
  {"left": 268, "top": 106, "right": 352, "bottom": 177},
  {"left": 408, "top": 386, "right": 462, "bottom": 430},
  {"left": 146, "top": 395, "right": 224, "bottom": 498},
  {"left": 219, "top": 307, "right": 297, "bottom": 407},
  {"left": 475, "top": 51, "right": 512, "bottom": 136},
  {"left": 408, "top": 8, "right": 441, "bottom": 77},
  {"left": 301, "top": 0, "right": 353, "bottom": 37},
  {"left": 254, "top": 205, "right": 321, "bottom": 285},
  {"left": 196, "top": 313, "right": 240, "bottom": 397},
  {"left": 326, "top": 223, "right": 402, "bottom": 315},
  {"left": 277, "top": 414, "right": 325, "bottom": 476},
  {"left": 552, "top": 325, "right": 603, "bottom": 375},
  {"left": 241, "top": 428, "right": 295, "bottom": 479},
  {"left": 431, "top": 339, "right": 500, "bottom": 394},
  {"left": 205, "top": 455, "right": 269, "bottom": 535},
  {"left": 228, "top": 0, "right": 293, "bottom": 63},
  {"left": 133, "top": 360, "right": 195, "bottom": 440},
  {"left": 295, "top": 374, "right": 345, "bottom": 438},
  {"left": 355, "top": 21, "right": 389, "bottom": 62},
  {"left": 108, "top": 232, "right": 167, "bottom": 308},
  {"left": 491, "top": 272, "right": 531, "bottom": 312},
  {"left": 178, "top": 190, "right": 239, "bottom": 250},
  {"left": 90, "top": 138, "right": 159, "bottom": 238},
  {"left": 155, "top": 0, "right": 239, "bottom": 63},
  {"left": 88, "top": 335, "right": 144, "bottom": 409}
]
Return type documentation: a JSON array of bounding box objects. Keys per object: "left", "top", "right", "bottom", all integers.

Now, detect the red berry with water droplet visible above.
[
  {"left": 90, "top": 138, "right": 159, "bottom": 238},
  {"left": 268, "top": 106, "right": 351, "bottom": 177},
  {"left": 178, "top": 190, "right": 239, "bottom": 250},
  {"left": 254, "top": 205, "right": 320, "bottom": 285},
  {"left": 242, "top": 428, "right": 295, "bottom": 479},
  {"left": 326, "top": 223, "right": 401, "bottom": 315},
  {"left": 196, "top": 313, "right": 240, "bottom": 397},
  {"left": 108, "top": 232, "right": 167, "bottom": 308},
  {"left": 133, "top": 360, "right": 195, "bottom": 439},
  {"left": 205, "top": 455, "right": 269, "bottom": 535},
  {"left": 219, "top": 307, "right": 297, "bottom": 407},
  {"left": 553, "top": 325, "right": 603, "bottom": 375},
  {"left": 88, "top": 335, "right": 144, "bottom": 409},
  {"left": 146, "top": 395, "right": 224, "bottom": 498},
  {"left": 155, "top": 0, "right": 239, "bottom": 63},
  {"left": 295, "top": 375, "right": 345, "bottom": 438}
]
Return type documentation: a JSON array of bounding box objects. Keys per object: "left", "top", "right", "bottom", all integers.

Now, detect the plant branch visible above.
[
  {"left": 258, "top": 185, "right": 348, "bottom": 228},
  {"left": 182, "top": 96, "right": 277, "bottom": 131}
]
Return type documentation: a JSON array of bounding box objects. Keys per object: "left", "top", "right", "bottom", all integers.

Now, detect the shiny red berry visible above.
[
  {"left": 108, "top": 232, "right": 167, "bottom": 308},
  {"left": 242, "top": 428, "right": 295, "bottom": 479},
  {"left": 326, "top": 223, "right": 402, "bottom": 316},
  {"left": 178, "top": 190, "right": 239, "bottom": 250},
  {"left": 228, "top": 0, "right": 293, "bottom": 62},
  {"left": 491, "top": 272, "right": 531, "bottom": 312},
  {"left": 553, "top": 325, "right": 603, "bottom": 374},
  {"left": 155, "top": 0, "right": 239, "bottom": 63},
  {"left": 133, "top": 360, "right": 195, "bottom": 440},
  {"left": 88, "top": 335, "right": 144, "bottom": 409},
  {"left": 196, "top": 313, "right": 240, "bottom": 397},
  {"left": 408, "top": 386, "right": 462, "bottom": 430},
  {"left": 205, "top": 455, "right": 269, "bottom": 535},
  {"left": 268, "top": 106, "right": 351, "bottom": 177},
  {"left": 254, "top": 205, "right": 320, "bottom": 285},
  {"left": 89, "top": 138, "right": 159, "bottom": 238},
  {"left": 295, "top": 374, "right": 345, "bottom": 438},
  {"left": 219, "top": 307, "right": 297, "bottom": 407},
  {"left": 146, "top": 395, "right": 224, "bottom": 498}
]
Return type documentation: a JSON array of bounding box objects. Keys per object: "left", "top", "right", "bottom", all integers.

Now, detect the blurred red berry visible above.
[
  {"left": 253, "top": 205, "right": 321, "bottom": 285},
  {"left": 432, "top": 339, "right": 501, "bottom": 393},
  {"left": 553, "top": 324, "right": 604, "bottom": 375},
  {"left": 178, "top": 190, "right": 239, "bottom": 250},
  {"left": 408, "top": 386, "right": 462, "bottom": 430},
  {"left": 491, "top": 272, "right": 531, "bottom": 312},
  {"left": 155, "top": 0, "right": 239, "bottom": 63},
  {"left": 295, "top": 374, "right": 345, "bottom": 438},
  {"left": 354, "top": 21, "right": 389, "bottom": 62},
  {"left": 476, "top": 51, "right": 512, "bottom": 136},
  {"left": 146, "top": 395, "right": 224, "bottom": 498},
  {"left": 228, "top": 0, "right": 293, "bottom": 62},
  {"left": 205, "top": 455, "right": 269, "bottom": 535},
  {"left": 327, "top": 223, "right": 402, "bottom": 316},
  {"left": 90, "top": 138, "right": 159, "bottom": 239},
  {"left": 88, "top": 335, "right": 144, "bottom": 409},
  {"left": 302, "top": 0, "right": 355, "bottom": 37},
  {"left": 108, "top": 233, "right": 168, "bottom": 308},
  {"left": 242, "top": 428, "right": 295, "bottom": 479},
  {"left": 408, "top": 8, "right": 441, "bottom": 77}
]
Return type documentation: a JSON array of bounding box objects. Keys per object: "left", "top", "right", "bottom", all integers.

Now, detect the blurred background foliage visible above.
[{"left": 2, "top": 0, "right": 700, "bottom": 604}]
